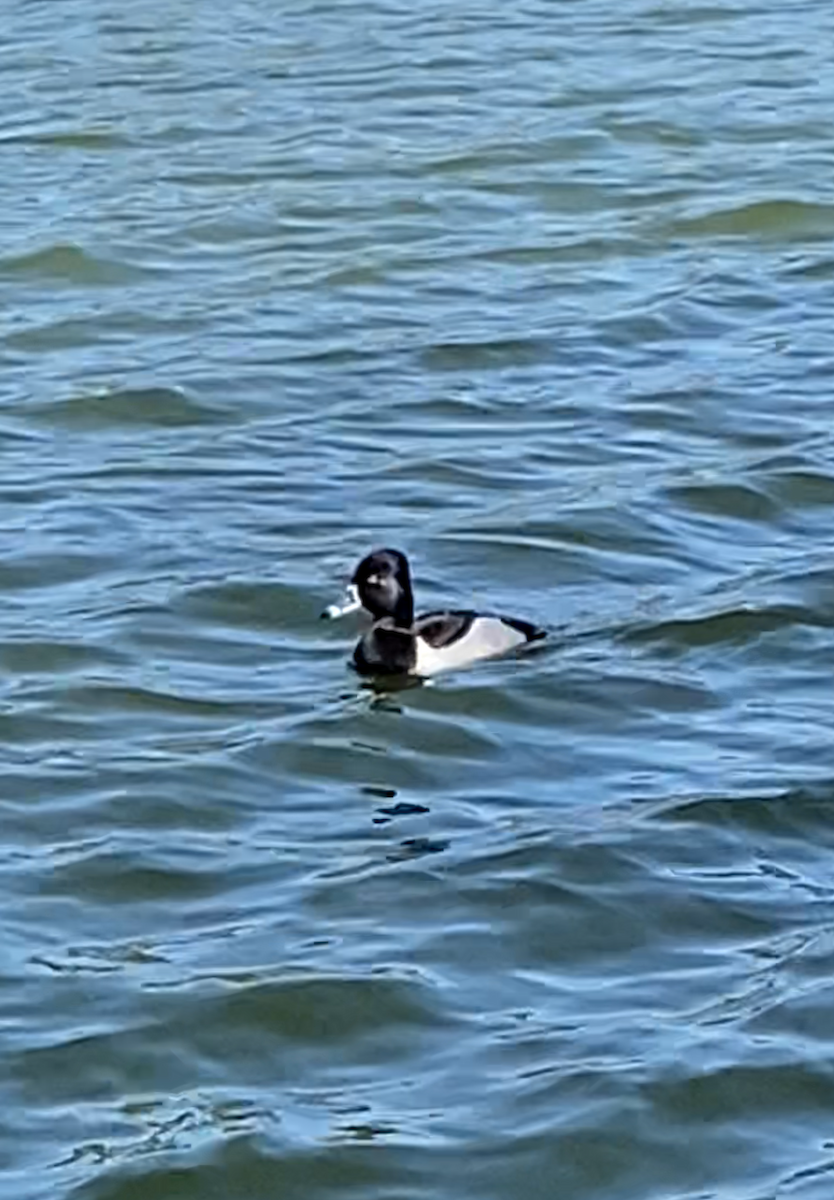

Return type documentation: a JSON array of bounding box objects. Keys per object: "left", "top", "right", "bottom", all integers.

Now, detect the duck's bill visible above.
[{"left": 321, "top": 583, "right": 362, "bottom": 620}]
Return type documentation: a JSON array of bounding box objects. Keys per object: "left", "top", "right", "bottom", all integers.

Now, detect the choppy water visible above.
[{"left": 4, "top": 1, "right": 834, "bottom": 1197}]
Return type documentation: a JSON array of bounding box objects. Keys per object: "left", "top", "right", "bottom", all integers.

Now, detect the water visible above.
[{"left": 3, "top": 0, "right": 834, "bottom": 1196}]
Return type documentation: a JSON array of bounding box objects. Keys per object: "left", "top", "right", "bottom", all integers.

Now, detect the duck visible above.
[{"left": 322, "top": 548, "right": 545, "bottom": 676}]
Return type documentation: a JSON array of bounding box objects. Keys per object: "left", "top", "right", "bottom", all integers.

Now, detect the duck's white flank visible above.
[{"left": 412, "top": 616, "right": 528, "bottom": 676}]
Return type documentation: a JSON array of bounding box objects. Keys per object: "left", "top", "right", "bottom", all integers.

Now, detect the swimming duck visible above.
[{"left": 322, "top": 548, "right": 545, "bottom": 676}]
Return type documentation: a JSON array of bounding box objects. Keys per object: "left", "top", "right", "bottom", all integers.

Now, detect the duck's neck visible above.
[{"left": 392, "top": 595, "right": 414, "bottom": 627}]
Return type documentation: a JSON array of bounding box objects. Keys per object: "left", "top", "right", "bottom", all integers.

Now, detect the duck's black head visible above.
[{"left": 352, "top": 548, "right": 414, "bottom": 625}]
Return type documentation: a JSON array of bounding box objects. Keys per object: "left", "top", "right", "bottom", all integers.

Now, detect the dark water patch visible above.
[
  {"left": 446, "top": 508, "right": 686, "bottom": 586},
  {"left": 0, "top": 244, "right": 157, "bottom": 287},
  {"left": 0, "top": 127, "right": 131, "bottom": 151},
  {"left": 37, "top": 850, "right": 226, "bottom": 908},
  {"left": 161, "top": 971, "right": 448, "bottom": 1042},
  {"left": 30, "top": 387, "right": 230, "bottom": 430},
  {"left": 756, "top": 467, "right": 834, "bottom": 510},
  {"left": 645, "top": 1058, "right": 834, "bottom": 1126},
  {"left": 175, "top": 580, "right": 311, "bottom": 634},
  {"left": 163, "top": 168, "right": 293, "bottom": 189},
  {"left": 782, "top": 254, "right": 834, "bottom": 282},
  {"left": 56, "top": 682, "right": 241, "bottom": 722},
  {"left": 624, "top": 603, "right": 830, "bottom": 652},
  {"left": 6, "top": 316, "right": 144, "bottom": 354},
  {"left": 419, "top": 334, "right": 557, "bottom": 373},
  {"left": 70, "top": 1138, "right": 411, "bottom": 1200},
  {"left": 4, "top": 307, "right": 201, "bottom": 354},
  {"left": 0, "top": 551, "right": 116, "bottom": 593},
  {"left": 244, "top": 708, "right": 501, "bottom": 787},
  {"left": 643, "top": 4, "right": 767, "bottom": 27},
  {"left": 668, "top": 199, "right": 834, "bottom": 243},
  {"left": 372, "top": 455, "right": 552, "bottom": 497},
  {"left": 602, "top": 115, "right": 707, "bottom": 149},
  {"left": 667, "top": 479, "right": 781, "bottom": 523},
  {"left": 0, "top": 638, "right": 125, "bottom": 677},
  {"left": 655, "top": 784, "right": 834, "bottom": 848}
]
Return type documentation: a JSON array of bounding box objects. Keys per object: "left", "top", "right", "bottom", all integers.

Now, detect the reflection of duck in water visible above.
[{"left": 323, "top": 549, "right": 545, "bottom": 677}]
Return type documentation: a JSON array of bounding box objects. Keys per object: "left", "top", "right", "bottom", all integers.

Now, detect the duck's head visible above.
[{"left": 323, "top": 548, "right": 414, "bottom": 625}]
